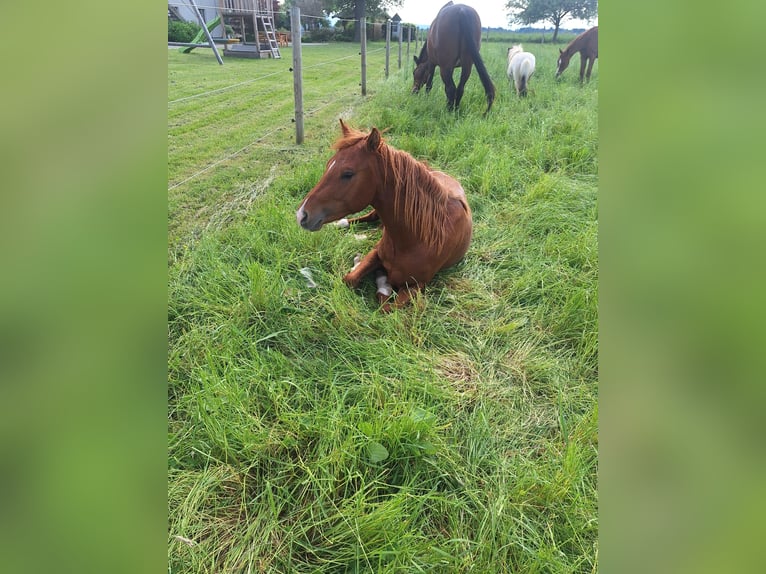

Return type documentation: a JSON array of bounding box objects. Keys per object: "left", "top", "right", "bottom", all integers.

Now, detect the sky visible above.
[{"left": 392, "top": 0, "right": 597, "bottom": 30}]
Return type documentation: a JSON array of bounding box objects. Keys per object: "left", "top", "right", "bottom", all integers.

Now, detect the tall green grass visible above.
[{"left": 169, "top": 40, "right": 597, "bottom": 573}]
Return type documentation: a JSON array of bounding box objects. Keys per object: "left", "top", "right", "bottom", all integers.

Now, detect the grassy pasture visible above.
[{"left": 169, "top": 37, "right": 597, "bottom": 573}]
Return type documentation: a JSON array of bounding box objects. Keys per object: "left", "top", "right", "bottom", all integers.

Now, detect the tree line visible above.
[{"left": 281, "top": 1, "right": 597, "bottom": 43}]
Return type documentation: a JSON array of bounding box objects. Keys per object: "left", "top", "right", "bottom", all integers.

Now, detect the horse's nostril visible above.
[{"left": 296, "top": 206, "right": 309, "bottom": 228}]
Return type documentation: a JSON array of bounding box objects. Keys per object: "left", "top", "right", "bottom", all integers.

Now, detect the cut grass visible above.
[{"left": 169, "top": 38, "right": 597, "bottom": 573}]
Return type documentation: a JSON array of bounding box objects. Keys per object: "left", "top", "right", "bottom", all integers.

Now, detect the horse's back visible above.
[
  {"left": 510, "top": 51, "right": 535, "bottom": 76},
  {"left": 431, "top": 170, "right": 469, "bottom": 206},
  {"left": 428, "top": 3, "right": 482, "bottom": 65},
  {"left": 509, "top": 50, "right": 535, "bottom": 84}
]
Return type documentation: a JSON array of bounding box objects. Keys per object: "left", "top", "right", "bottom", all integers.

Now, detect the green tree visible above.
[
  {"left": 283, "top": 1, "right": 330, "bottom": 30},
  {"left": 328, "top": 1, "right": 403, "bottom": 42},
  {"left": 285, "top": 0, "right": 403, "bottom": 41},
  {"left": 506, "top": 0, "right": 597, "bottom": 42}
]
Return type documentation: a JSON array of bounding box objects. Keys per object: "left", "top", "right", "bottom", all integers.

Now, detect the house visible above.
[{"left": 391, "top": 13, "right": 402, "bottom": 40}]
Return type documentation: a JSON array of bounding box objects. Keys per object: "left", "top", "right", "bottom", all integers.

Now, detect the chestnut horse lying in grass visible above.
[{"left": 296, "top": 120, "right": 472, "bottom": 312}]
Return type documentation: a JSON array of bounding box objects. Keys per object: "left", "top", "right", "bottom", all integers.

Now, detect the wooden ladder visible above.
[{"left": 261, "top": 17, "right": 281, "bottom": 58}]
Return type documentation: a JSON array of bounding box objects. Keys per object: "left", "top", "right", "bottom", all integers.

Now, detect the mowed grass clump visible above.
[{"left": 169, "top": 39, "right": 597, "bottom": 573}]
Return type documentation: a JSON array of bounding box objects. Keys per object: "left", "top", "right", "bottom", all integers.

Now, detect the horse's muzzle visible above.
[{"left": 296, "top": 205, "right": 323, "bottom": 231}]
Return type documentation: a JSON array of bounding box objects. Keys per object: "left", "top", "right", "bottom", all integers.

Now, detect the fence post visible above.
[
  {"left": 385, "top": 20, "right": 391, "bottom": 79},
  {"left": 397, "top": 22, "right": 402, "bottom": 69},
  {"left": 290, "top": 7, "right": 304, "bottom": 144},
  {"left": 360, "top": 17, "right": 367, "bottom": 96},
  {"left": 406, "top": 25, "right": 410, "bottom": 64}
]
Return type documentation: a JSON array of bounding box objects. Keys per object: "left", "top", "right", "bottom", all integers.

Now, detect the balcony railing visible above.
[{"left": 218, "top": 0, "right": 273, "bottom": 15}]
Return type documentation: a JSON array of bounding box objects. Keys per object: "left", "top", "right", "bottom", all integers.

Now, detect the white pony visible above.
[{"left": 507, "top": 44, "right": 536, "bottom": 97}]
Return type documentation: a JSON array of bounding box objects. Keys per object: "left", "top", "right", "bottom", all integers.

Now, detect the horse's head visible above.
[
  {"left": 411, "top": 44, "right": 433, "bottom": 94},
  {"left": 296, "top": 119, "right": 383, "bottom": 232},
  {"left": 555, "top": 48, "right": 571, "bottom": 78}
]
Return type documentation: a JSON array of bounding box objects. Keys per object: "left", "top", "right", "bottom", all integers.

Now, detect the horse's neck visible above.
[
  {"left": 372, "top": 182, "right": 417, "bottom": 244},
  {"left": 371, "top": 157, "right": 418, "bottom": 232},
  {"left": 569, "top": 32, "right": 590, "bottom": 53}
]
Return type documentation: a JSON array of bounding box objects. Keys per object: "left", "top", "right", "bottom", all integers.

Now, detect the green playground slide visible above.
[{"left": 182, "top": 15, "right": 221, "bottom": 53}]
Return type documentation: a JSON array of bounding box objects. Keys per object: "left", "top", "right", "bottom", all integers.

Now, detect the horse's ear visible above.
[
  {"left": 413, "top": 55, "right": 419, "bottom": 65},
  {"left": 367, "top": 127, "right": 382, "bottom": 152},
  {"left": 339, "top": 118, "right": 350, "bottom": 135},
  {"left": 559, "top": 48, "right": 563, "bottom": 54}
]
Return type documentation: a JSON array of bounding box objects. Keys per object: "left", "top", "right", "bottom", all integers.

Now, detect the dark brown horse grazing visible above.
[
  {"left": 412, "top": 2, "right": 495, "bottom": 114},
  {"left": 556, "top": 26, "right": 598, "bottom": 83},
  {"left": 296, "top": 119, "right": 472, "bottom": 312}
]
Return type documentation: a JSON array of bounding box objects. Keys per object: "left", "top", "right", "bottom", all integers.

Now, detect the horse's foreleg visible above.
[
  {"left": 579, "top": 54, "right": 587, "bottom": 83},
  {"left": 347, "top": 210, "right": 379, "bottom": 225},
  {"left": 387, "top": 284, "right": 422, "bottom": 312},
  {"left": 334, "top": 209, "right": 379, "bottom": 229},
  {"left": 343, "top": 247, "right": 381, "bottom": 288},
  {"left": 375, "top": 270, "right": 395, "bottom": 312},
  {"left": 425, "top": 67, "right": 435, "bottom": 93}
]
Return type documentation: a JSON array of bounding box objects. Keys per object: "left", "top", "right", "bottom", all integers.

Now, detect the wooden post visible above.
[
  {"left": 360, "top": 17, "right": 367, "bottom": 96},
  {"left": 406, "top": 25, "right": 410, "bottom": 64},
  {"left": 290, "top": 7, "right": 304, "bottom": 144},
  {"left": 187, "top": 0, "right": 223, "bottom": 65},
  {"left": 397, "top": 22, "right": 402, "bottom": 69},
  {"left": 385, "top": 20, "right": 391, "bottom": 79}
]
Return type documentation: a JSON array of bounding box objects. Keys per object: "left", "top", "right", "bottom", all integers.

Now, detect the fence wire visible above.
[{"left": 168, "top": 12, "right": 411, "bottom": 190}]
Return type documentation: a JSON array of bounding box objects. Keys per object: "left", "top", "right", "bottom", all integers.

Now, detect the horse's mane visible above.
[
  {"left": 561, "top": 38, "right": 576, "bottom": 57},
  {"left": 332, "top": 128, "right": 452, "bottom": 251},
  {"left": 417, "top": 41, "right": 428, "bottom": 62}
]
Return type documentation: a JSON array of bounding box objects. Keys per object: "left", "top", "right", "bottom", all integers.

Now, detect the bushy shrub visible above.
[
  {"left": 168, "top": 20, "right": 202, "bottom": 43},
  {"left": 335, "top": 23, "right": 355, "bottom": 42},
  {"left": 302, "top": 27, "right": 336, "bottom": 43}
]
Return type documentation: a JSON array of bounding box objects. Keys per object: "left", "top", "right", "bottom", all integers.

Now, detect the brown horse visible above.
[
  {"left": 296, "top": 119, "right": 472, "bottom": 312},
  {"left": 412, "top": 2, "right": 495, "bottom": 114},
  {"left": 556, "top": 26, "right": 598, "bottom": 83}
]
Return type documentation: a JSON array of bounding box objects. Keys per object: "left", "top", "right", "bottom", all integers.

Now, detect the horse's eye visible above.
[{"left": 341, "top": 170, "right": 354, "bottom": 180}]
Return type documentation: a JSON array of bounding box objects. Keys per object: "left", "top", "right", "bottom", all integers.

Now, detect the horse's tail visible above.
[
  {"left": 459, "top": 8, "right": 495, "bottom": 114},
  {"left": 519, "top": 57, "right": 535, "bottom": 97},
  {"left": 519, "top": 73, "right": 527, "bottom": 97}
]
